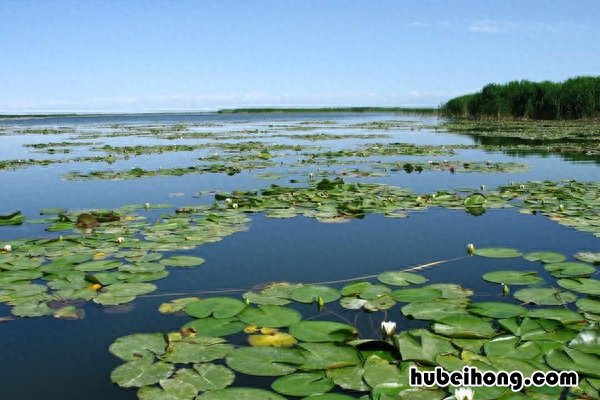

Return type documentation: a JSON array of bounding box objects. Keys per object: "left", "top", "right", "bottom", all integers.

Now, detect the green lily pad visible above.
[
  {"left": 138, "top": 380, "right": 197, "bottom": 400},
  {"left": 289, "top": 321, "right": 357, "bottom": 343},
  {"left": 185, "top": 297, "right": 247, "bottom": 319},
  {"left": 482, "top": 270, "right": 543, "bottom": 285},
  {"left": 577, "top": 297, "right": 600, "bottom": 314},
  {"left": 401, "top": 299, "right": 468, "bottom": 320},
  {"left": 225, "top": 346, "right": 305, "bottom": 376},
  {"left": 271, "top": 372, "right": 334, "bottom": 397},
  {"left": 184, "top": 317, "right": 246, "bottom": 337},
  {"left": 290, "top": 285, "right": 340, "bottom": 304},
  {"left": 474, "top": 247, "right": 523, "bottom": 258},
  {"left": 514, "top": 288, "right": 577, "bottom": 305},
  {"left": 160, "top": 340, "right": 233, "bottom": 364},
  {"left": 523, "top": 251, "right": 567, "bottom": 263},
  {"left": 238, "top": 305, "right": 302, "bottom": 327},
  {"left": 557, "top": 278, "right": 600, "bottom": 295},
  {"left": 172, "top": 364, "right": 235, "bottom": 391},
  {"left": 432, "top": 315, "right": 496, "bottom": 338},
  {"left": 197, "top": 388, "right": 286, "bottom": 400},
  {"left": 468, "top": 302, "right": 527, "bottom": 318},
  {"left": 110, "top": 333, "right": 167, "bottom": 361},
  {"left": 111, "top": 358, "right": 174, "bottom": 388},
  {"left": 389, "top": 288, "right": 442, "bottom": 302},
  {"left": 297, "top": 342, "right": 361, "bottom": 370},
  {"left": 544, "top": 262, "right": 596, "bottom": 278},
  {"left": 394, "top": 330, "right": 457, "bottom": 365},
  {"left": 0, "top": 211, "right": 25, "bottom": 226},
  {"left": 574, "top": 252, "right": 600, "bottom": 264},
  {"left": 377, "top": 271, "right": 427, "bottom": 287},
  {"left": 526, "top": 308, "right": 585, "bottom": 324},
  {"left": 160, "top": 256, "right": 206, "bottom": 267}
]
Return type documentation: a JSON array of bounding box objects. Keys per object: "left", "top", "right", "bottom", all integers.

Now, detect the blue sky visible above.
[{"left": 0, "top": 0, "right": 599, "bottom": 112}]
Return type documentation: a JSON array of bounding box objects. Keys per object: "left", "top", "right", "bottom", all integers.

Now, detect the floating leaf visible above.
[
  {"left": 160, "top": 256, "right": 206, "bottom": 267},
  {"left": 557, "top": 278, "right": 600, "bottom": 295},
  {"left": 377, "top": 271, "right": 427, "bottom": 287},
  {"left": 513, "top": 288, "right": 577, "bottom": 305},
  {"left": 111, "top": 358, "right": 174, "bottom": 388},
  {"left": 196, "top": 388, "right": 286, "bottom": 400},
  {"left": 271, "top": 372, "right": 334, "bottom": 397},
  {"left": 186, "top": 298, "right": 246, "bottom": 319},
  {"left": 289, "top": 321, "right": 357, "bottom": 343},
  {"left": 390, "top": 288, "right": 442, "bottom": 303},
  {"left": 473, "top": 247, "right": 523, "bottom": 258},
  {"left": 290, "top": 285, "right": 340, "bottom": 304},
  {"left": 523, "top": 251, "right": 567, "bottom": 264},
  {"left": 239, "top": 305, "right": 302, "bottom": 327},
  {"left": 544, "top": 262, "right": 595, "bottom": 278},
  {"left": 110, "top": 333, "right": 167, "bottom": 361},
  {"left": 432, "top": 315, "right": 496, "bottom": 338},
  {"left": 225, "top": 346, "right": 305, "bottom": 376},
  {"left": 468, "top": 302, "right": 527, "bottom": 318},
  {"left": 482, "top": 270, "right": 543, "bottom": 285},
  {"left": 184, "top": 317, "right": 246, "bottom": 337}
]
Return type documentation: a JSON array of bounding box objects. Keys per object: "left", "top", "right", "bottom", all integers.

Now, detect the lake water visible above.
[{"left": 0, "top": 112, "right": 598, "bottom": 400}]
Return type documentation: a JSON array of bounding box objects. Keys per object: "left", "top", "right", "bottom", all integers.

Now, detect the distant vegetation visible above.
[
  {"left": 442, "top": 76, "right": 600, "bottom": 120},
  {"left": 217, "top": 107, "right": 437, "bottom": 114}
]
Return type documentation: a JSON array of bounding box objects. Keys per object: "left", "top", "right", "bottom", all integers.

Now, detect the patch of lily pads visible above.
[{"left": 108, "top": 244, "right": 599, "bottom": 399}]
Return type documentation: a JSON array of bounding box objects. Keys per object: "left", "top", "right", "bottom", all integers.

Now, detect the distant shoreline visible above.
[{"left": 0, "top": 107, "right": 438, "bottom": 120}]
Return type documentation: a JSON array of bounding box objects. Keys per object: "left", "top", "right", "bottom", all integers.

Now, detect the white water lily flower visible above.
[
  {"left": 117, "top": 237, "right": 125, "bottom": 244},
  {"left": 381, "top": 321, "right": 396, "bottom": 336},
  {"left": 454, "top": 387, "right": 474, "bottom": 400},
  {"left": 3, "top": 244, "right": 12, "bottom": 252},
  {"left": 467, "top": 243, "right": 475, "bottom": 254},
  {"left": 232, "top": 203, "right": 239, "bottom": 209},
  {"left": 144, "top": 202, "right": 150, "bottom": 209}
]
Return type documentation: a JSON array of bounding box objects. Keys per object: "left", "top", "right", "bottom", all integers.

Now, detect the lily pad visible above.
[
  {"left": 513, "top": 288, "right": 577, "bottom": 305},
  {"left": 239, "top": 305, "right": 302, "bottom": 328},
  {"left": 225, "top": 346, "right": 305, "bottom": 376},
  {"left": 468, "top": 302, "right": 527, "bottom": 318},
  {"left": 160, "top": 256, "right": 206, "bottom": 267},
  {"left": 474, "top": 247, "right": 523, "bottom": 258},
  {"left": 377, "top": 271, "right": 427, "bottom": 287},
  {"left": 289, "top": 321, "right": 357, "bottom": 343},
  {"left": 290, "top": 285, "right": 340, "bottom": 304},
  {"left": 482, "top": 270, "right": 543, "bottom": 285},
  {"left": 185, "top": 298, "right": 247, "bottom": 319},
  {"left": 271, "top": 372, "right": 334, "bottom": 397},
  {"left": 111, "top": 358, "right": 174, "bottom": 388},
  {"left": 557, "top": 278, "right": 600, "bottom": 295},
  {"left": 523, "top": 251, "right": 567, "bottom": 264},
  {"left": 184, "top": 317, "right": 246, "bottom": 337},
  {"left": 196, "top": 388, "right": 286, "bottom": 400},
  {"left": 544, "top": 262, "right": 596, "bottom": 278},
  {"left": 432, "top": 315, "right": 496, "bottom": 338}
]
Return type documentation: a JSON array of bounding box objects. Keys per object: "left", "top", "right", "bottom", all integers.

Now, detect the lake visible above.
[{"left": 0, "top": 112, "right": 598, "bottom": 400}]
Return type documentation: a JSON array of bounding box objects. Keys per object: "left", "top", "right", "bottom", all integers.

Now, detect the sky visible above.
[{"left": 0, "top": 0, "right": 599, "bottom": 113}]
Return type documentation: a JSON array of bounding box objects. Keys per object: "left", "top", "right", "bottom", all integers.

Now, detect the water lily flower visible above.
[
  {"left": 117, "top": 237, "right": 125, "bottom": 244},
  {"left": 144, "top": 202, "right": 150, "bottom": 209},
  {"left": 232, "top": 203, "right": 239, "bottom": 209},
  {"left": 454, "top": 387, "right": 474, "bottom": 400},
  {"left": 3, "top": 244, "right": 12, "bottom": 252},
  {"left": 381, "top": 321, "right": 396, "bottom": 337},
  {"left": 467, "top": 243, "right": 475, "bottom": 254},
  {"left": 225, "top": 198, "right": 232, "bottom": 204}
]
